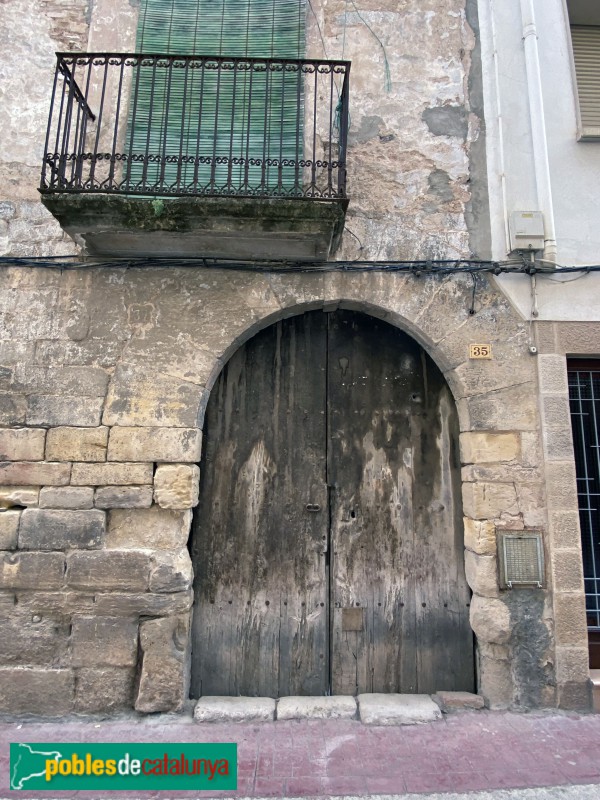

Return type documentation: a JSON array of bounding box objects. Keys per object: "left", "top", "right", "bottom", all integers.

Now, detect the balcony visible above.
[{"left": 39, "top": 53, "right": 350, "bottom": 262}]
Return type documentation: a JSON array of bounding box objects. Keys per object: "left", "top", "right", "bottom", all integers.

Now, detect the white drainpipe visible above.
[{"left": 520, "top": 0, "right": 558, "bottom": 262}]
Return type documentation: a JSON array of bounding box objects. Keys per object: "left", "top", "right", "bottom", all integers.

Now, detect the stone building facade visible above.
[{"left": 0, "top": 0, "right": 594, "bottom": 714}]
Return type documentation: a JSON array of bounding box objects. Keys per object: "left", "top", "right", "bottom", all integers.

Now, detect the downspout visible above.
[{"left": 520, "top": 0, "right": 558, "bottom": 262}]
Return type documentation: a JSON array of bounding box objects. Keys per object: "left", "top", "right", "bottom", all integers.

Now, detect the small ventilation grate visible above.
[{"left": 498, "top": 531, "right": 545, "bottom": 589}]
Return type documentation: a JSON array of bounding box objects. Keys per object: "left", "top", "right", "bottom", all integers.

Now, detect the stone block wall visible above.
[
  {"left": 0, "top": 264, "right": 591, "bottom": 714},
  {"left": 0, "top": 417, "right": 199, "bottom": 714}
]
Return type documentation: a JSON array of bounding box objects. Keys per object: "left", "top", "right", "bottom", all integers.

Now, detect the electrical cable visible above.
[{"left": 3, "top": 255, "right": 600, "bottom": 274}]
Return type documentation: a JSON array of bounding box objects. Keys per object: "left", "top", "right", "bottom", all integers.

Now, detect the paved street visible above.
[{"left": 1, "top": 709, "right": 600, "bottom": 799}]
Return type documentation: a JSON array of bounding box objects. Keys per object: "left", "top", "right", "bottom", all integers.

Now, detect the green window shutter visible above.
[{"left": 127, "top": 0, "right": 306, "bottom": 193}]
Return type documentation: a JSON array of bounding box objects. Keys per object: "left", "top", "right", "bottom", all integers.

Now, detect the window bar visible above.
[
  {"left": 587, "top": 371, "right": 600, "bottom": 625},
  {"left": 226, "top": 60, "right": 239, "bottom": 191},
  {"left": 310, "top": 64, "right": 318, "bottom": 195},
  {"left": 108, "top": 55, "right": 126, "bottom": 190},
  {"left": 338, "top": 67, "right": 350, "bottom": 197},
  {"left": 159, "top": 57, "right": 175, "bottom": 189},
  {"left": 327, "top": 66, "right": 334, "bottom": 196},
  {"left": 176, "top": 57, "right": 191, "bottom": 191},
  {"left": 243, "top": 61, "right": 254, "bottom": 191},
  {"left": 260, "top": 62, "right": 271, "bottom": 192},
  {"left": 191, "top": 57, "right": 206, "bottom": 191},
  {"left": 210, "top": 60, "right": 223, "bottom": 192},
  {"left": 42, "top": 59, "right": 61, "bottom": 189},
  {"left": 68, "top": 58, "right": 84, "bottom": 187},
  {"left": 75, "top": 58, "right": 94, "bottom": 188},
  {"left": 89, "top": 56, "right": 110, "bottom": 190},
  {"left": 124, "top": 55, "right": 144, "bottom": 190},
  {"left": 571, "top": 368, "right": 600, "bottom": 628},
  {"left": 141, "top": 56, "right": 160, "bottom": 188},
  {"left": 59, "top": 60, "right": 78, "bottom": 190},
  {"left": 294, "top": 62, "right": 302, "bottom": 194},
  {"left": 277, "top": 61, "right": 286, "bottom": 194}
]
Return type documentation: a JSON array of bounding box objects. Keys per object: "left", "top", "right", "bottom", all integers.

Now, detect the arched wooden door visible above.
[{"left": 190, "top": 310, "right": 474, "bottom": 698}]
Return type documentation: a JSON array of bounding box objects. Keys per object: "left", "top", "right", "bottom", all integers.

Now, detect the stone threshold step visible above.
[{"left": 193, "top": 691, "right": 484, "bottom": 725}]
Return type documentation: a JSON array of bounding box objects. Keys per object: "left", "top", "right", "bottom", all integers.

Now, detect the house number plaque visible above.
[{"left": 469, "top": 344, "right": 492, "bottom": 359}]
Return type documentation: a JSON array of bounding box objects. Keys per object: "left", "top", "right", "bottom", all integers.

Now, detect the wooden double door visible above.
[{"left": 190, "top": 310, "right": 474, "bottom": 698}]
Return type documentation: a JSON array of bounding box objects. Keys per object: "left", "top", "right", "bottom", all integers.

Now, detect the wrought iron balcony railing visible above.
[{"left": 40, "top": 52, "right": 350, "bottom": 201}]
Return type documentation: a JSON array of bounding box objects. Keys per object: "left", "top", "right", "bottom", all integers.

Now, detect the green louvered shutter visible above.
[{"left": 127, "top": 0, "right": 306, "bottom": 193}]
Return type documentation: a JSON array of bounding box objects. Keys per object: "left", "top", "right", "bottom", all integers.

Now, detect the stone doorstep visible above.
[{"left": 193, "top": 692, "right": 484, "bottom": 724}]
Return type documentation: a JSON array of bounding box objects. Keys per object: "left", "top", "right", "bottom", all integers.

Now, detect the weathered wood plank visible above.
[
  {"left": 328, "top": 311, "right": 473, "bottom": 694},
  {"left": 190, "top": 312, "right": 328, "bottom": 697}
]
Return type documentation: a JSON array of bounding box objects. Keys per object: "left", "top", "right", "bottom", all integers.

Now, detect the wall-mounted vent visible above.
[{"left": 498, "top": 531, "right": 545, "bottom": 589}]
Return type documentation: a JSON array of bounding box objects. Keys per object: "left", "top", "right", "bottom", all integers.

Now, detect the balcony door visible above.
[
  {"left": 189, "top": 311, "right": 475, "bottom": 698},
  {"left": 126, "top": 0, "right": 306, "bottom": 193}
]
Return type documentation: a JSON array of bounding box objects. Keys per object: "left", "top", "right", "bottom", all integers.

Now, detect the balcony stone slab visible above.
[{"left": 40, "top": 194, "right": 347, "bottom": 262}]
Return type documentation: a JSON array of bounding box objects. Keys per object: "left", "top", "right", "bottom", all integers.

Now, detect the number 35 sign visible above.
[{"left": 469, "top": 344, "right": 492, "bottom": 359}]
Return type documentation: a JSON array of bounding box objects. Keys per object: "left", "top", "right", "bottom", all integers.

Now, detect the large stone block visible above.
[
  {"left": 95, "top": 486, "right": 153, "bottom": 509},
  {"left": 39, "top": 486, "right": 94, "bottom": 510},
  {"left": 27, "top": 395, "right": 103, "bottom": 427},
  {"left": 149, "top": 549, "right": 193, "bottom": 593},
  {"left": 16, "top": 590, "right": 97, "bottom": 615},
  {"left": 358, "top": 694, "right": 442, "bottom": 725},
  {"left": 93, "top": 590, "right": 193, "bottom": 617},
  {"left": 277, "top": 696, "right": 357, "bottom": 720},
  {"left": 0, "top": 609, "right": 70, "bottom": 666},
  {"left": 108, "top": 427, "right": 202, "bottom": 463},
  {"left": 154, "top": 464, "right": 200, "bottom": 509},
  {"left": 46, "top": 426, "right": 108, "bottom": 462},
  {"left": 478, "top": 643, "right": 513, "bottom": 709},
  {"left": 543, "top": 426, "right": 575, "bottom": 462},
  {"left": 75, "top": 667, "right": 135, "bottom": 712},
  {"left": 553, "top": 592, "right": 588, "bottom": 646},
  {"left": 194, "top": 696, "right": 276, "bottom": 723},
  {"left": 0, "top": 393, "right": 26, "bottom": 425},
  {"left": 0, "top": 667, "right": 74, "bottom": 715},
  {"left": 464, "top": 550, "right": 499, "bottom": 598},
  {"left": 71, "top": 462, "right": 153, "bottom": 486},
  {"left": 0, "top": 428, "right": 45, "bottom": 461},
  {"left": 545, "top": 462, "right": 579, "bottom": 511},
  {"left": 66, "top": 551, "right": 149, "bottom": 591},
  {"left": 538, "top": 354, "right": 568, "bottom": 394},
  {"left": 0, "top": 461, "right": 70, "bottom": 486},
  {"left": 459, "top": 432, "right": 520, "bottom": 464},
  {"left": 469, "top": 595, "right": 510, "bottom": 644},
  {"left": 464, "top": 518, "right": 497, "bottom": 556},
  {"left": 0, "top": 551, "right": 65, "bottom": 589},
  {"left": 15, "top": 366, "right": 109, "bottom": 397},
  {"left": 462, "top": 482, "right": 519, "bottom": 519},
  {"left": 135, "top": 614, "right": 190, "bottom": 713},
  {"left": 552, "top": 550, "right": 585, "bottom": 593},
  {"left": 19, "top": 509, "right": 105, "bottom": 550},
  {"left": 433, "top": 691, "right": 484, "bottom": 712},
  {"left": 103, "top": 365, "right": 205, "bottom": 428},
  {"left": 555, "top": 645, "right": 591, "bottom": 684},
  {"left": 0, "top": 486, "right": 39, "bottom": 507},
  {"left": 107, "top": 506, "right": 190, "bottom": 549},
  {"left": 71, "top": 616, "right": 138, "bottom": 667},
  {"left": 0, "top": 510, "right": 20, "bottom": 549},
  {"left": 550, "top": 511, "right": 582, "bottom": 549}
]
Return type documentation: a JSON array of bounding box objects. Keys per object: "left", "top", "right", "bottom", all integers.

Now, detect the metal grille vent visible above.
[{"left": 498, "top": 532, "right": 544, "bottom": 589}]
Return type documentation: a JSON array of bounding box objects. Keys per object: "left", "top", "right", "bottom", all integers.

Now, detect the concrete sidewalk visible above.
[{"left": 1, "top": 709, "right": 600, "bottom": 799}]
